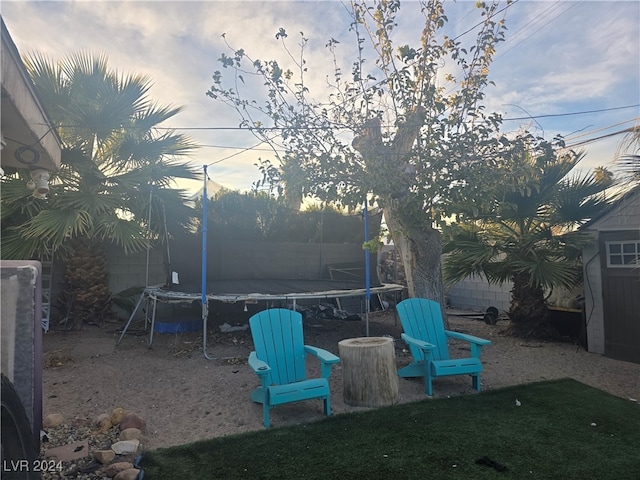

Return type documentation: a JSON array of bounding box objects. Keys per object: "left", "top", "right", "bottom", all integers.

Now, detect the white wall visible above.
[
  {"left": 445, "top": 276, "right": 512, "bottom": 313},
  {"left": 582, "top": 241, "right": 605, "bottom": 354}
]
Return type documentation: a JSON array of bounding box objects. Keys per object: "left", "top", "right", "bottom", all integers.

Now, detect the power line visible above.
[
  {"left": 565, "top": 127, "right": 635, "bottom": 149},
  {"left": 206, "top": 142, "right": 266, "bottom": 166},
  {"left": 199, "top": 144, "right": 275, "bottom": 152},
  {"left": 502, "top": 104, "right": 640, "bottom": 121},
  {"left": 451, "top": 0, "right": 519, "bottom": 41},
  {"left": 178, "top": 117, "right": 638, "bottom": 156},
  {"left": 494, "top": 1, "right": 579, "bottom": 61},
  {"left": 565, "top": 118, "right": 639, "bottom": 141},
  {"left": 51, "top": 104, "right": 639, "bottom": 138},
  {"left": 150, "top": 103, "right": 640, "bottom": 131}
]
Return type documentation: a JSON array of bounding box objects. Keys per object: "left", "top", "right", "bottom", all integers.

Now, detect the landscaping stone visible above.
[
  {"left": 103, "top": 462, "right": 134, "bottom": 478},
  {"left": 111, "top": 439, "right": 140, "bottom": 455},
  {"left": 71, "top": 416, "right": 91, "bottom": 427},
  {"left": 43, "top": 413, "right": 64, "bottom": 428},
  {"left": 110, "top": 407, "right": 126, "bottom": 425},
  {"left": 119, "top": 412, "right": 145, "bottom": 431},
  {"left": 95, "top": 412, "right": 112, "bottom": 432},
  {"left": 44, "top": 439, "right": 89, "bottom": 462},
  {"left": 113, "top": 468, "right": 140, "bottom": 480},
  {"left": 94, "top": 449, "right": 116, "bottom": 464},
  {"left": 119, "top": 428, "right": 142, "bottom": 441}
]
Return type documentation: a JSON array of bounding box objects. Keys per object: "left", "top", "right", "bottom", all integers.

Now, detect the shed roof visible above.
[{"left": 582, "top": 185, "right": 640, "bottom": 232}]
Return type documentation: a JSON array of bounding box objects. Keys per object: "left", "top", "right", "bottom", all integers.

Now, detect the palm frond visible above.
[
  {"left": 93, "top": 216, "right": 149, "bottom": 254},
  {"left": 0, "top": 228, "right": 46, "bottom": 259},
  {"left": 510, "top": 253, "right": 579, "bottom": 291},
  {"left": 3, "top": 50, "right": 201, "bottom": 262},
  {"left": 20, "top": 209, "right": 93, "bottom": 249}
]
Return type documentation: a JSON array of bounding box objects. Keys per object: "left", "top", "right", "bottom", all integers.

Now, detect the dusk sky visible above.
[{"left": 2, "top": 0, "right": 639, "bottom": 194}]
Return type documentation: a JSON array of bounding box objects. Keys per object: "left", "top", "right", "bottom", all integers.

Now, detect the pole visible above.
[
  {"left": 201, "top": 166, "right": 213, "bottom": 359},
  {"left": 145, "top": 187, "right": 152, "bottom": 287},
  {"left": 363, "top": 198, "right": 371, "bottom": 336},
  {"left": 202, "top": 166, "right": 208, "bottom": 310}
]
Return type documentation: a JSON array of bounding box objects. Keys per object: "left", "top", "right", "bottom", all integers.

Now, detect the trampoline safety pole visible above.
[
  {"left": 201, "top": 165, "right": 213, "bottom": 360},
  {"left": 364, "top": 198, "right": 371, "bottom": 337}
]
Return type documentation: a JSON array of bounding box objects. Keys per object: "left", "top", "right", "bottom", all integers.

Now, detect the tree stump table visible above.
[{"left": 338, "top": 337, "right": 399, "bottom": 407}]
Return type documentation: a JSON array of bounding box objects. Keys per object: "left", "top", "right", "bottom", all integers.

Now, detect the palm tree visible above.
[
  {"left": 615, "top": 123, "right": 640, "bottom": 184},
  {"left": 442, "top": 139, "right": 613, "bottom": 339},
  {"left": 0, "top": 52, "right": 200, "bottom": 327}
]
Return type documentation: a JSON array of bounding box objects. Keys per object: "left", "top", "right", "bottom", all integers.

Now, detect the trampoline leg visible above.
[
  {"left": 116, "top": 294, "right": 145, "bottom": 347},
  {"left": 202, "top": 299, "right": 215, "bottom": 360},
  {"left": 147, "top": 297, "right": 158, "bottom": 349}
]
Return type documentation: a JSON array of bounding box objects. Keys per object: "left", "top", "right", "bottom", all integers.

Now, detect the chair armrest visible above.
[
  {"left": 304, "top": 345, "right": 340, "bottom": 378},
  {"left": 445, "top": 331, "right": 491, "bottom": 358},
  {"left": 304, "top": 345, "right": 340, "bottom": 365},
  {"left": 248, "top": 351, "right": 271, "bottom": 376},
  {"left": 401, "top": 333, "right": 436, "bottom": 352},
  {"left": 445, "top": 330, "right": 492, "bottom": 346}
]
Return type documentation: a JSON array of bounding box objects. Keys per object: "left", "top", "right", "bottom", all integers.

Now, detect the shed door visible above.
[{"left": 600, "top": 231, "right": 640, "bottom": 364}]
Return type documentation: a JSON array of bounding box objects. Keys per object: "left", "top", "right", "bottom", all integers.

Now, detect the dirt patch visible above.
[{"left": 41, "top": 310, "right": 640, "bottom": 451}]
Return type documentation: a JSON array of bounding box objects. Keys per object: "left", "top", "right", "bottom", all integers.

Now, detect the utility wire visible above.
[
  {"left": 565, "top": 118, "right": 639, "bottom": 141},
  {"left": 565, "top": 127, "right": 635, "bottom": 149},
  {"left": 205, "top": 139, "right": 270, "bottom": 167},
  {"left": 183, "top": 116, "right": 640, "bottom": 155},
  {"left": 501, "top": 104, "right": 640, "bottom": 121},
  {"left": 50, "top": 104, "right": 639, "bottom": 138},
  {"left": 494, "top": 1, "right": 579, "bottom": 61},
  {"left": 150, "top": 103, "right": 640, "bottom": 131},
  {"left": 451, "top": 0, "right": 519, "bottom": 41}
]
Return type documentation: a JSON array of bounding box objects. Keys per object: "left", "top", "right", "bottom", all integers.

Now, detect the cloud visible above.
[{"left": 2, "top": 0, "right": 638, "bottom": 191}]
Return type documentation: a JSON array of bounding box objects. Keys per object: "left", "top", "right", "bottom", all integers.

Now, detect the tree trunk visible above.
[
  {"left": 352, "top": 115, "right": 448, "bottom": 327},
  {"left": 61, "top": 236, "right": 112, "bottom": 329},
  {"left": 338, "top": 337, "right": 399, "bottom": 407},
  {"left": 383, "top": 204, "right": 449, "bottom": 328},
  {"left": 508, "top": 272, "right": 556, "bottom": 339}
]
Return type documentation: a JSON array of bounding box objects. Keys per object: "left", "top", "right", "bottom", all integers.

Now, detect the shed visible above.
[{"left": 582, "top": 185, "right": 640, "bottom": 364}]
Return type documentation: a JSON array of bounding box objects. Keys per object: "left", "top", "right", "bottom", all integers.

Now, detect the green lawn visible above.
[{"left": 140, "top": 379, "right": 640, "bottom": 479}]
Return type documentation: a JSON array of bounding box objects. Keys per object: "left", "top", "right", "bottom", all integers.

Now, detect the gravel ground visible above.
[{"left": 38, "top": 310, "right": 640, "bottom": 478}]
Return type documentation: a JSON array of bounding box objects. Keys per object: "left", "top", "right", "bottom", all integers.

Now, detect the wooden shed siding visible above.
[
  {"left": 600, "top": 230, "right": 640, "bottom": 364},
  {"left": 583, "top": 241, "right": 605, "bottom": 355},
  {"left": 603, "top": 275, "right": 640, "bottom": 363}
]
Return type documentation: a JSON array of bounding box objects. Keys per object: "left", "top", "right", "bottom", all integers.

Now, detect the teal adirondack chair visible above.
[
  {"left": 397, "top": 298, "right": 491, "bottom": 396},
  {"left": 248, "top": 308, "right": 340, "bottom": 428}
]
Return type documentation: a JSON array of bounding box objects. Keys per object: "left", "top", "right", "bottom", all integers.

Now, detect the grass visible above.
[{"left": 139, "top": 379, "right": 640, "bottom": 479}]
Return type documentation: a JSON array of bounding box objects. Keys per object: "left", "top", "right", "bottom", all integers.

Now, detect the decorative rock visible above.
[
  {"left": 103, "top": 461, "right": 134, "bottom": 478},
  {"left": 95, "top": 413, "right": 112, "bottom": 432},
  {"left": 114, "top": 468, "right": 141, "bottom": 480},
  {"left": 71, "top": 416, "right": 90, "bottom": 427},
  {"left": 119, "top": 412, "right": 146, "bottom": 431},
  {"left": 119, "top": 427, "right": 142, "bottom": 441},
  {"left": 111, "top": 439, "right": 140, "bottom": 455},
  {"left": 44, "top": 439, "right": 89, "bottom": 462},
  {"left": 43, "top": 413, "right": 65, "bottom": 428},
  {"left": 110, "top": 407, "right": 126, "bottom": 426},
  {"left": 94, "top": 449, "right": 116, "bottom": 464}
]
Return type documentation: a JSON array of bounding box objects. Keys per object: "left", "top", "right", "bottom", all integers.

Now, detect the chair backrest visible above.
[
  {"left": 249, "top": 308, "right": 307, "bottom": 386},
  {"left": 396, "top": 298, "right": 450, "bottom": 362}
]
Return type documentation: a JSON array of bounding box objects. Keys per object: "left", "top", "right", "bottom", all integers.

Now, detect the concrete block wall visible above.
[
  {"left": 379, "top": 246, "right": 512, "bottom": 313},
  {"left": 106, "top": 244, "right": 166, "bottom": 294},
  {"left": 106, "top": 243, "right": 514, "bottom": 316},
  {"left": 445, "top": 276, "right": 511, "bottom": 313},
  {"left": 106, "top": 245, "right": 169, "bottom": 321}
]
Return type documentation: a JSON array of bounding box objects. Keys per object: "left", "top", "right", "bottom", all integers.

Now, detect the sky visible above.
[{"left": 2, "top": 0, "right": 639, "bottom": 195}]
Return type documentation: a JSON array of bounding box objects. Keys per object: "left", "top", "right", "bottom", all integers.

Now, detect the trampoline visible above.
[
  {"left": 116, "top": 170, "right": 405, "bottom": 358},
  {"left": 117, "top": 280, "right": 403, "bottom": 358}
]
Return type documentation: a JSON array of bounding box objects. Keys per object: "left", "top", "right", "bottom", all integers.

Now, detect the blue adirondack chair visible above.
[
  {"left": 248, "top": 308, "right": 340, "bottom": 427},
  {"left": 396, "top": 298, "right": 491, "bottom": 396}
]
